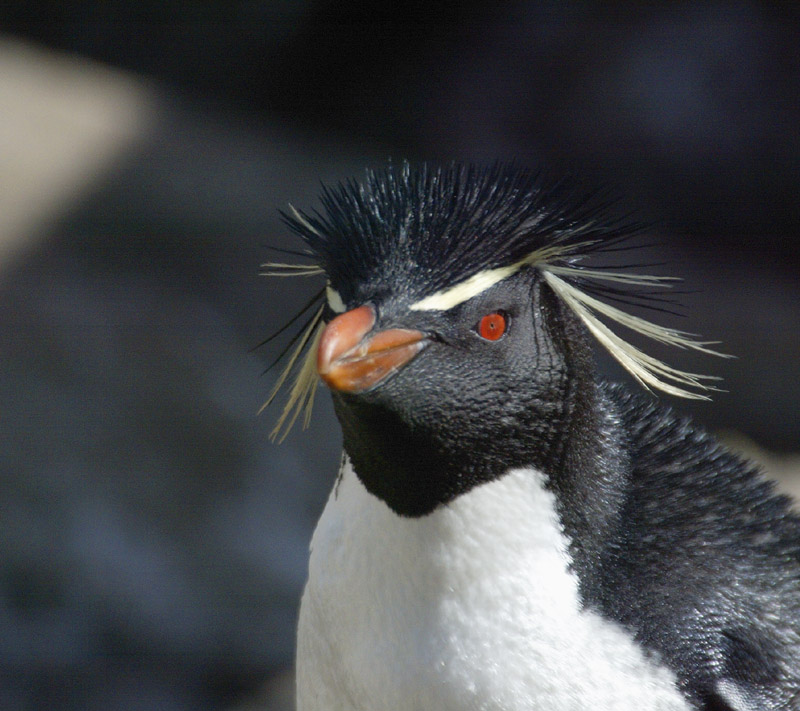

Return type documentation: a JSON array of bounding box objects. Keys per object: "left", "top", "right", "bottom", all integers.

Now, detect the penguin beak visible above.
[{"left": 317, "top": 305, "right": 428, "bottom": 394}]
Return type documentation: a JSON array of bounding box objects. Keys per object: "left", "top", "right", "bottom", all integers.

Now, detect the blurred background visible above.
[{"left": 0, "top": 3, "right": 798, "bottom": 710}]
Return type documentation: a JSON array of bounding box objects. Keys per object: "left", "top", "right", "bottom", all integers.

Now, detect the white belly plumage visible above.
[{"left": 297, "top": 457, "right": 690, "bottom": 711}]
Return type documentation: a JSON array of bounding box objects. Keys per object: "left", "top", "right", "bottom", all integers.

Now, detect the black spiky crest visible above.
[{"left": 281, "top": 162, "right": 638, "bottom": 311}]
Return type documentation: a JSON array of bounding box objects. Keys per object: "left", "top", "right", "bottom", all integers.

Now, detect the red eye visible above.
[{"left": 478, "top": 312, "right": 507, "bottom": 341}]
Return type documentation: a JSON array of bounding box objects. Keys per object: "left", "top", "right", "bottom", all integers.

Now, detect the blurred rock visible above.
[
  {"left": 229, "top": 669, "right": 294, "bottom": 711},
  {"left": 0, "top": 38, "right": 154, "bottom": 264},
  {"left": 0, "top": 36, "right": 358, "bottom": 711}
]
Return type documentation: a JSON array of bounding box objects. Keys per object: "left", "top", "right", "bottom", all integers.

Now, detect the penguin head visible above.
[{"left": 265, "top": 162, "right": 723, "bottom": 515}]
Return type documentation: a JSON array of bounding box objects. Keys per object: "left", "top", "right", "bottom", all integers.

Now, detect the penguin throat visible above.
[{"left": 333, "top": 393, "right": 567, "bottom": 518}]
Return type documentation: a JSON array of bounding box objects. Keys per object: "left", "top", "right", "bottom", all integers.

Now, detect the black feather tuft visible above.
[{"left": 280, "top": 161, "right": 647, "bottom": 310}]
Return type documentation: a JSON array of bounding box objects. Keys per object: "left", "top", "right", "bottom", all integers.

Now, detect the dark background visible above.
[{"left": 0, "top": 3, "right": 798, "bottom": 710}]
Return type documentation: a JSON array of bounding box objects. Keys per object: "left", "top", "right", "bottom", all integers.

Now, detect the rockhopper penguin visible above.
[{"left": 264, "top": 163, "right": 800, "bottom": 710}]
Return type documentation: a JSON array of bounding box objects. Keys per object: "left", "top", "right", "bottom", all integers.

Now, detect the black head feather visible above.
[{"left": 280, "top": 162, "right": 642, "bottom": 310}]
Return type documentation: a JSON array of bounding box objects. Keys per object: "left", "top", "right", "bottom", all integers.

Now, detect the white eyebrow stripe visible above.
[
  {"left": 409, "top": 263, "right": 521, "bottom": 311},
  {"left": 408, "top": 241, "right": 589, "bottom": 312},
  {"left": 326, "top": 285, "right": 346, "bottom": 313}
]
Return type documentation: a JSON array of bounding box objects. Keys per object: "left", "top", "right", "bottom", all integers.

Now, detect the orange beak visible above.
[{"left": 317, "top": 305, "right": 428, "bottom": 393}]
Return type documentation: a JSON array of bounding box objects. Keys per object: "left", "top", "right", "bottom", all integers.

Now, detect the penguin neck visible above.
[
  {"left": 544, "top": 378, "right": 630, "bottom": 593},
  {"left": 335, "top": 368, "right": 629, "bottom": 585},
  {"left": 334, "top": 370, "right": 571, "bottom": 518},
  {"left": 539, "top": 310, "right": 631, "bottom": 592}
]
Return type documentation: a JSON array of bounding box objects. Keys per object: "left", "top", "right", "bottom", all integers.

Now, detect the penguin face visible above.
[
  {"left": 318, "top": 269, "right": 581, "bottom": 516},
  {"left": 321, "top": 269, "right": 558, "bottom": 423}
]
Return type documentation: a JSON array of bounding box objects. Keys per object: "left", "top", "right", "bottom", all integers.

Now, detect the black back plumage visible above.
[{"left": 585, "top": 385, "right": 800, "bottom": 709}]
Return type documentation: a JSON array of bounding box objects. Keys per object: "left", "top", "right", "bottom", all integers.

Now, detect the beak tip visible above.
[{"left": 316, "top": 304, "right": 376, "bottom": 377}]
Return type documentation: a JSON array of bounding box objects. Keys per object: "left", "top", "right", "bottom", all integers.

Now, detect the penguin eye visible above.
[{"left": 476, "top": 312, "right": 508, "bottom": 341}]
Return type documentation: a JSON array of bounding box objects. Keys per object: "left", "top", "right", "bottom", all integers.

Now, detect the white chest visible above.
[{"left": 297, "top": 459, "right": 690, "bottom": 711}]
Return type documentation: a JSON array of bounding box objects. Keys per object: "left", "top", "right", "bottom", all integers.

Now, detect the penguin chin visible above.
[
  {"left": 331, "top": 392, "right": 455, "bottom": 517},
  {"left": 330, "top": 379, "right": 564, "bottom": 518}
]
